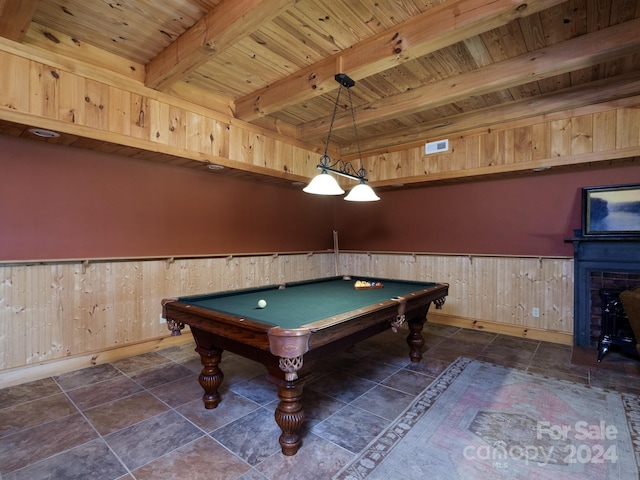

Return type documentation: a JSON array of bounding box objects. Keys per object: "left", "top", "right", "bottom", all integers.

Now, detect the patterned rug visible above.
[{"left": 334, "top": 358, "right": 640, "bottom": 480}]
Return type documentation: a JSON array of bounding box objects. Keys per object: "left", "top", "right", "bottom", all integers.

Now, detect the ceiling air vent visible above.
[{"left": 425, "top": 139, "right": 449, "bottom": 155}]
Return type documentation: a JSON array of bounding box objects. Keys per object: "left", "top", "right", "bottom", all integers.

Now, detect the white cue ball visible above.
[{"left": 257, "top": 299, "right": 267, "bottom": 309}]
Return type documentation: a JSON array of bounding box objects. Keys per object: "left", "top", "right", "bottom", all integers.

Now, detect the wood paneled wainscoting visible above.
[
  {"left": 0, "top": 252, "right": 337, "bottom": 388},
  {"left": 0, "top": 251, "right": 574, "bottom": 387},
  {"left": 339, "top": 252, "right": 574, "bottom": 346}
]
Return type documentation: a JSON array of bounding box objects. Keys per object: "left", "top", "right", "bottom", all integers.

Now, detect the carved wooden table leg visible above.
[
  {"left": 196, "top": 346, "right": 224, "bottom": 409},
  {"left": 267, "top": 327, "right": 311, "bottom": 455},
  {"left": 406, "top": 320, "right": 426, "bottom": 362},
  {"left": 274, "top": 377, "right": 305, "bottom": 456}
]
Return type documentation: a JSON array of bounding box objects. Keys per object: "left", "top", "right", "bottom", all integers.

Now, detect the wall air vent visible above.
[{"left": 425, "top": 139, "right": 449, "bottom": 155}]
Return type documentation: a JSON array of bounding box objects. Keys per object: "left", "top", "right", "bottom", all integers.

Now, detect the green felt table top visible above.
[{"left": 178, "top": 276, "right": 439, "bottom": 329}]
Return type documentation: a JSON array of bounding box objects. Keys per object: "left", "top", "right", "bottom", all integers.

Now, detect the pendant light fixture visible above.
[{"left": 303, "top": 74, "right": 380, "bottom": 202}]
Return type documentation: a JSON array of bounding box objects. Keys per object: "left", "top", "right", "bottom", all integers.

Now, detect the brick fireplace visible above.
[
  {"left": 589, "top": 271, "right": 640, "bottom": 347},
  {"left": 570, "top": 236, "right": 640, "bottom": 348}
]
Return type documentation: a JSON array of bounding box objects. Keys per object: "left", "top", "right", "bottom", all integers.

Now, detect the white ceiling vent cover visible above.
[{"left": 425, "top": 139, "right": 449, "bottom": 154}]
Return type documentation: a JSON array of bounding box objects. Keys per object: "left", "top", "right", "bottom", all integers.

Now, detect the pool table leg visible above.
[
  {"left": 195, "top": 346, "right": 224, "bottom": 409},
  {"left": 407, "top": 318, "right": 426, "bottom": 362},
  {"left": 266, "top": 367, "right": 309, "bottom": 456},
  {"left": 276, "top": 379, "right": 306, "bottom": 456}
]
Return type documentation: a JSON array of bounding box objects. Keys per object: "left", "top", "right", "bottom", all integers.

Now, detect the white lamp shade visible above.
[
  {"left": 303, "top": 172, "right": 345, "bottom": 195},
  {"left": 344, "top": 183, "right": 380, "bottom": 202}
]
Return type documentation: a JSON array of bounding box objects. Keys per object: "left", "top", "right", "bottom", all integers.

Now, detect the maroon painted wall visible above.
[
  {"left": 336, "top": 163, "right": 640, "bottom": 257},
  {"left": 0, "top": 136, "right": 337, "bottom": 261},
  {"left": 1, "top": 135, "right": 638, "bottom": 260}
]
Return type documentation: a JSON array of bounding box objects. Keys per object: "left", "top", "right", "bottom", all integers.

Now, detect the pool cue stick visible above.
[{"left": 333, "top": 230, "right": 339, "bottom": 276}]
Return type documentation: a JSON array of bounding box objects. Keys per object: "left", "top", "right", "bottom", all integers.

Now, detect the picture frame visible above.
[{"left": 582, "top": 183, "right": 640, "bottom": 236}]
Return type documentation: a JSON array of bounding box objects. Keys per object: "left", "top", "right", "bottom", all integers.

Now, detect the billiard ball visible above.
[{"left": 258, "top": 299, "right": 267, "bottom": 308}]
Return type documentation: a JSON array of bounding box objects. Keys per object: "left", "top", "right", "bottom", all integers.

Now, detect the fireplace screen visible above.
[{"left": 598, "top": 289, "right": 638, "bottom": 362}]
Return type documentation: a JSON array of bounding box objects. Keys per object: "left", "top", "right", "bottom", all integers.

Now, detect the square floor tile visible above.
[
  {"left": 104, "top": 410, "right": 203, "bottom": 471},
  {"left": 112, "top": 352, "right": 173, "bottom": 375},
  {"left": 0, "top": 393, "right": 77, "bottom": 438},
  {"left": 55, "top": 364, "right": 123, "bottom": 391},
  {"left": 132, "top": 435, "right": 250, "bottom": 480},
  {"left": 350, "top": 384, "right": 413, "bottom": 420},
  {"left": 0, "top": 414, "right": 97, "bottom": 475},
  {"left": 177, "top": 390, "right": 260, "bottom": 433},
  {"left": 3, "top": 439, "right": 126, "bottom": 480},
  {"left": 0, "top": 378, "right": 61, "bottom": 409},
  {"left": 312, "top": 404, "right": 389, "bottom": 453},
  {"left": 211, "top": 408, "right": 281, "bottom": 466},
  {"left": 255, "top": 433, "right": 354, "bottom": 480},
  {"left": 84, "top": 391, "right": 170, "bottom": 435},
  {"left": 381, "top": 369, "right": 436, "bottom": 396}
]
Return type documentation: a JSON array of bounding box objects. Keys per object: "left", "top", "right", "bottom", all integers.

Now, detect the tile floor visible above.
[{"left": 1, "top": 324, "right": 639, "bottom": 480}]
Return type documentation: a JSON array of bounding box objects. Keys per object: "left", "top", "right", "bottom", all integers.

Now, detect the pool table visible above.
[{"left": 162, "top": 276, "right": 448, "bottom": 455}]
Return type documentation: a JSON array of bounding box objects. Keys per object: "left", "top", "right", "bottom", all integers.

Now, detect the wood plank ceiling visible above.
[{"left": 1, "top": 0, "right": 640, "bottom": 179}]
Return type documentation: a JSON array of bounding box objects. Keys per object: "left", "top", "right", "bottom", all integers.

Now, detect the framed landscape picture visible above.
[{"left": 582, "top": 183, "right": 640, "bottom": 236}]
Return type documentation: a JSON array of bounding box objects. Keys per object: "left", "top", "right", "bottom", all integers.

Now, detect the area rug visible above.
[{"left": 333, "top": 358, "right": 640, "bottom": 480}]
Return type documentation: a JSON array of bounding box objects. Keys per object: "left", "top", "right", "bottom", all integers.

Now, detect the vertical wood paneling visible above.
[
  {"left": 4, "top": 50, "right": 324, "bottom": 177},
  {"left": 531, "top": 122, "right": 549, "bottom": 161},
  {"left": 149, "top": 99, "right": 170, "bottom": 145},
  {"left": 593, "top": 110, "right": 616, "bottom": 151},
  {"left": 214, "top": 118, "right": 230, "bottom": 158},
  {"left": 571, "top": 114, "right": 593, "bottom": 154},
  {"left": 480, "top": 130, "right": 498, "bottom": 166},
  {"left": 108, "top": 86, "right": 131, "bottom": 136},
  {"left": 465, "top": 135, "right": 481, "bottom": 168},
  {"left": 29, "top": 62, "right": 59, "bottom": 119},
  {"left": 252, "top": 132, "right": 266, "bottom": 167},
  {"left": 363, "top": 101, "right": 639, "bottom": 183},
  {"left": 375, "top": 155, "right": 395, "bottom": 178},
  {"left": 502, "top": 129, "right": 514, "bottom": 165},
  {"left": 0, "top": 51, "right": 30, "bottom": 112},
  {"left": 513, "top": 125, "right": 531, "bottom": 163},
  {"left": 550, "top": 118, "right": 571, "bottom": 157},
  {"left": 425, "top": 153, "right": 438, "bottom": 175},
  {"left": 130, "top": 93, "right": 151, "bottom": 140},
  {"left": 339, "top": 252, "right": 573, "bottom": 335},
  {"left": 186, "top": 111, "right": 207, "bottom": 154},
  {"left": 0, "top": 253, "right": 336, "bottom": 371},
  {"left": 616, "top": 107, "right": 640, "bottom": 148},
  {"left": 450, "top": 137, "right": 468, "bottom": 170},
  {"left": 84, "top": 78, "right": 109, "bottom": 131},
  {"left": 58, "top": 70, "right": 85, "bottom": 125},
  {"left": 270, "top": 136, "right": 286, "bottom": 173},
  {"left": 168, "top": 105, "right": 187, "bottom": 148}
]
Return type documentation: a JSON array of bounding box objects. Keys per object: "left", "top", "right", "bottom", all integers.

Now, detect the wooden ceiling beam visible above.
[
  {"left": 235, "top": 0, "right": 566, "bottom": 122},
  {"left": 0, "top": 0, "right": 38, "bottom": 42},
  {"left": 299, "top": 17, "right": 640, "bottom": 141},
  {"left": 145, "top": 0, "right": 298, "bottom": 91}
]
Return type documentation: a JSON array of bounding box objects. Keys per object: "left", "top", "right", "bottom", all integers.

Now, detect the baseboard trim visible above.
[
  {"left": 428, "top": 312, "right": 573, "bottom": 346},
  {"left": 0, "top": 333, "right": 195, "bottom": 389}
]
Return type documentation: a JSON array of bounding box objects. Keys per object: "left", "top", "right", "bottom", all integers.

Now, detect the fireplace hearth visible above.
[{"left": 569, "top": 234, "right": 640, "bottom": 348}]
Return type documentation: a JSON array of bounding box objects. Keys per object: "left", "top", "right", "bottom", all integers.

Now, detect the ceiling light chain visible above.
[{"left": 346, "top": 86, "right": 366, "bottom": 179}]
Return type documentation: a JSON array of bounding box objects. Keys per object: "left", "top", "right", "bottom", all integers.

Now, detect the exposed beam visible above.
[
  {"left": 346, "top": 72, "right": 640, "bottom": 156},
  {"left": 0, "top": 0, "right": 38, "bottom": 42},
  {"left": 145, "top": 0, "right": 298, "bottom": 91},
  {"left": 299, "top": 17, "right": 640, "bottom": 141},
  {"left": 235, "top": 0, "right": 566, "bottom": 122}
]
